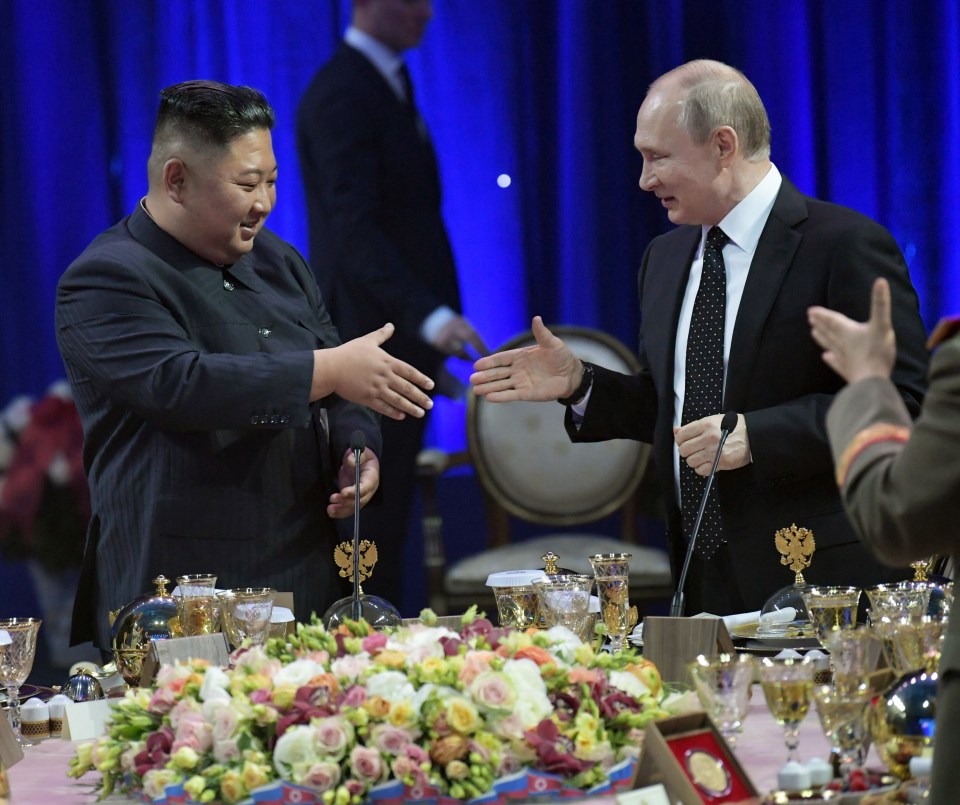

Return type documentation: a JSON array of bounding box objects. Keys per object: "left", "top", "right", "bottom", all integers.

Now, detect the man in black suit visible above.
[
  {"left": 296, "top": 0, "right": 487, "bottom": 609},
  {"left": 471, "top": 60, "right": 929, "bottom": 616},
  {"left": 56, "top": 80, "right": 435, "bottom": 650}
]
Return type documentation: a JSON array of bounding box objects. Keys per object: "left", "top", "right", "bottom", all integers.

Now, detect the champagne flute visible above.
[
  {"left": 588, "top": 553, "right": 631, "bottom": 652},
  {"left": 758, "top": 656, "right": 815, "bottom": 765},
  {"left": 802, "top": 586, "right": 861, "bottom": 646},
  {"left": 687, "top": 653, "right": 755, "bottom": 748},
  {"left": 0, "top": 618, "right": 42, "bottom": 745}
]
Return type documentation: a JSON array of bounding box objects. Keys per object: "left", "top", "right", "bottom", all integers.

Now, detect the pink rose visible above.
[
  {"left": 313, "top": 716, "right": 353, "bottom": 759},
  {"left": 469, "top": 671, "right": 516, "bottom": 711},
  {"left": 343, "top": 684, "right": 367, "bottom": 707},
  {"left": 302, "top": 761, "right": 341, "bottom": 792},
  {"left": 370, "top": 724, "right": 413, "bottom": 755},
  {"left": 148, "top": 687, "right": 177, "bottom": 714},
  {"left": 349, "top": 745, "right": 385, "bottom": 783},
  {"left": 213, "top": 738, "right": 240, "bottom": 763},
  {"left": 173, "top": 711, "right": 212, "bottom": 754},
  {"left": 362, "top": 632, "right": 388, "bottom": 653}
]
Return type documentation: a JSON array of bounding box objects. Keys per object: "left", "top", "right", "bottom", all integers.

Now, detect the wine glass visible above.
[
  {"left": 802, "top": 586, "right": 861, "bottom": 645},
  {"left": 175, "top": 573, "right": 218, "bottom": 636},
  {"left": 533, "top": 574, "right": 595, "bottom": 642},
  {"left": 588, "top": 553, "right": 631, "bottom": 652},
  {"left": 812, "top": 684, "right": 872, "bottom": 788},
  {"left": 687, "top": 653, "right": 755, "bottom": 748},
  {"left": 758, "top": 656, "right": 815, "bottom": 765},
  {"left": 0, "top": 618, "right": 42, "bottom": 745},
  {"left": 218, "top": 588, "right": 275, "bottom": 648}
]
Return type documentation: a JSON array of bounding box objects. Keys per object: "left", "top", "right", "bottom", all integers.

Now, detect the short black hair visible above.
[{"left": 149, "top": 80, "right": 275, "bottom": 174}]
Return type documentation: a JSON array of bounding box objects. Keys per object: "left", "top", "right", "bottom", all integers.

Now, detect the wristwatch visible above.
[{"left": 557, "top": 362, "right": 594, "bottom": 406}]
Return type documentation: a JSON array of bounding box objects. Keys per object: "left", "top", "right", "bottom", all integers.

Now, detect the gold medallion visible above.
[{"left": 684, "top": 748, "right": 731, "bottom": 797}]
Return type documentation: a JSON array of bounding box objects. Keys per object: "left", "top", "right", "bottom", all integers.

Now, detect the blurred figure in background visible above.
[{"left": 297, "top": 0, "right": 487, "bottom": 609}]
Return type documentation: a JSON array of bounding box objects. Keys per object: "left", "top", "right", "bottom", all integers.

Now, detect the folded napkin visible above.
[
  {"left": 721, "top": 610, "right": 762, "bottom": 631},
  {"left": 271, "top": 606, "right": 294, "bottom": 624},
  {"left": 0, "top": 630, "right": 9, "bottom": 645},
  {"left": 759, "top": 607, "right": 797, "bottom": 625}
]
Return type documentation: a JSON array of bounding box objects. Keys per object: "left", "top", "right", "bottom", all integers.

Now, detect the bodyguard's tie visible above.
[
  {"left": 680, "top": 226, "right": 729, "bottom": 559},
  {"left": 397, "top": 63, "right": 428, "bottom": 140}
]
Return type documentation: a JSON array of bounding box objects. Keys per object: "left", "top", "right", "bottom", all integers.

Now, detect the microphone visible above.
[
  {"left": 670, "top": 411, "right": 738, "bottom": 617},
  {"left": 350, "top": 431, "right": 365, "bottom": 620}
]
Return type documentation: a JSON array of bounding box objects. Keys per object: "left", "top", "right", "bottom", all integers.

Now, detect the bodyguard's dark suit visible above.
[
  {"left": 296, "top": 44, "right": 463, "bottom": 605},
  {"left": 570, "top": 178, "right": 929, "bottom": 612},
  {"left": 56, "top": 206, "right": 380, "bottom": 649}
]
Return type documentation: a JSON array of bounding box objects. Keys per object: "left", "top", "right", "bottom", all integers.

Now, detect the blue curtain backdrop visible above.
[{"left": 2, "top": 0, "right": 959, "bottom": 453}]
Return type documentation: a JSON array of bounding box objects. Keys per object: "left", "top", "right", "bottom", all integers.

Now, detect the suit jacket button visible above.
[
  {"left": 223, "top": 279, "right": 235, "bottom": 291},
  {"left": 258, "top": 327, "right": 271, "bottom": 338}
]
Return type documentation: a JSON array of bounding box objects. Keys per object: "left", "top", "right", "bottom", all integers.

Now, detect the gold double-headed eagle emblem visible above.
[
  {"left": 774, "top": 523, "right": 815, "bottom": 584},
  {"left": 334, "top": 539, "right": 379, "bottom": 587}
]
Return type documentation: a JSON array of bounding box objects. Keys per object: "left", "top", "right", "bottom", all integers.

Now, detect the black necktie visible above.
[{"left": 680, "top": 226, "right": 729, "bottom": 559}]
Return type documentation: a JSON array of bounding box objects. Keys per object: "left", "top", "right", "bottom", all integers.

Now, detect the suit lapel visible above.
[{"left": 724, "top": 178, "right": 808, "bottom": 410}]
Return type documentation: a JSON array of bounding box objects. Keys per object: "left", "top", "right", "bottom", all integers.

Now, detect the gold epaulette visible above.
[{"left": 835, "top": 423, "right": 910, "bottom": 488}]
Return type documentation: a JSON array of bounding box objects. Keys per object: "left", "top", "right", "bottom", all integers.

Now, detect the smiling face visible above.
[
  {"left": 633, "top": 86, "right": 727, "bottom": 227},
  {"left": 172, "top": 128, "right": 277, "bottom": 265}
]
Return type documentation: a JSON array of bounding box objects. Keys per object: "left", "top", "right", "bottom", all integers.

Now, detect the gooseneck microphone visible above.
[
  {"left": 350, "top": 431, "right": 366, "bottom": 621},
  {"left": 669, "top": 411, "right": 739, "bottom": 618}
]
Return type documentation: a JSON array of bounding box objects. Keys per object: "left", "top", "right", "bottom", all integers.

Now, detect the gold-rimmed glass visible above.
[
  {"left": 812, "top": 684, "right": 872, "bottom": 788},
  {"left": 217, "top": 588, "right": 275, "bottom": 648},
  {"left": 533, "top": 574, "right": 595, "bottom": 642},
  {"left": 588, "top": 553, "right": 631, "bottom": 652},
  {"left": 801, "top": 585, "right": 861, "bottom": 646},
  {"left": 758, "top": 656, "right": 815, "bottom": 765},
  {"left": 0, "top": 618, "right": 42, "bottom": 745},
  {"left": 175, "top": 574, "right": 218, "bottom": 636},
  {"left": 687, "top": 653, "right": 755, "bottom": 748}
]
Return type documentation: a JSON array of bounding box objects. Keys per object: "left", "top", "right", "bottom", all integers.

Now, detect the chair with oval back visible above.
[{"left": 417, "top": 325, "right": 674, "bottom": 617}]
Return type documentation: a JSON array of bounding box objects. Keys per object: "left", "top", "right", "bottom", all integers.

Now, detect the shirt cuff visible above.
[{"left": 420, "top": 306, "right": 457, "bottom": 345}]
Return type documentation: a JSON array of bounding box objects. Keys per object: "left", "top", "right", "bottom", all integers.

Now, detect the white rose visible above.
[
  {"left": 273, "top": 725, "right": 320, "bottom": 779},
  {"left": 199, "top": 666, "right": 232, "bottom": 702},
  {"left": 272, "top": 658, "right": 325, "bottom": 688},
  {"left": 364, "top": 670, "right": 416, "bottom": 703},
  {"left": 502, "top": 659, "right": 552, "bottom": 727}
]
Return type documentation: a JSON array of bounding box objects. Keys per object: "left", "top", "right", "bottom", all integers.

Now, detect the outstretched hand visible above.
[
  {"left": 808, "top": 278, "right": 896, "bottom": 383},
  {"left": 328, "top": 447, "right": 380, "bottom": 519},
  {"left": 315, "top": 323, "right": 435, "bottom": 419},
  {"left": 469, "top": 316, "right": 582, "bottom": 402}
]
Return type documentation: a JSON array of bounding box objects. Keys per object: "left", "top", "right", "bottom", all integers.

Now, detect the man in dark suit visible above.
[
  {"left": 296, "top": 0, "right": 487, "bottom": 609},
  {"left": 471, "top": 60, "right": 929, "bottom": 615},
  {"left": 810, "top": 279, "right": 957, "bottom": 803},
  {"left": 56, "top": 80, "right": 435, "bottom": 650}
]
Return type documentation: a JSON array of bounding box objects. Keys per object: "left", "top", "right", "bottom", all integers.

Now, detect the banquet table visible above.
[{"left": 7, "top": 688, "right": 885, "bottom": 804}]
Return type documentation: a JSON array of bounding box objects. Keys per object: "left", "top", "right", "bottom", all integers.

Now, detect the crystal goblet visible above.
[
  {"left": 812, "top": 684, "right": 872, "bottom": 787},
  {"left": 758, "top": 656, "right": 815, "bottom": 765},
  {"left": 175, "top": 573, "right": 218, "bottom": 637},
  {"left": 687, "top": 653, "right": 755, "bottom": 748},
  {"left": 588, "top": 553, "right": 631, "bottom": 652},
  {"left": 0, "top": 618, "right": 42, "bottom": 745},
  {"left": 533, "top": 574, "right": 594, "bottom": 642},
  {"left": 218, "top": 588, "right": 275, "bottom": 648}
]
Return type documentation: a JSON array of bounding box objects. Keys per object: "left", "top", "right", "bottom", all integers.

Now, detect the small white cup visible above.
[
  {"left": 20, "top": 698, "right": 50, "bottom": 741},
  {"left": 47, "top": 693, "right": 72, "bottom": 739}
]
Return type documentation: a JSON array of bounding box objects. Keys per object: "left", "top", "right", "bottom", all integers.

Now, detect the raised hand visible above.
[
  {"left": 470, "top": 316, "right": 583, "bottom": 403},
  {"left": 313, "top": 323, "right": 434, "bottom": 419},
  {"left": 328, "top": 447, "right": 380, "bottom": 518},
  {"left": 808, "top": 278, "right": 896, "bottom": 383}
]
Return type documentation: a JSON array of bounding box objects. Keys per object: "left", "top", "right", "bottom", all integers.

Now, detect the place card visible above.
[
  {"left": 0, "top": 713, "right": 23, "bottom": 768},
  {"left": 139, "top": 633, "right": 231, "bottom": 687},
  {"left": 634, "top": 711, "right": 758, "bottom": 805},
  {"left": 617, "top": 782, "right": 671, "bottom": 805},
  {"left": 62, "top": 699, "right": 120, "bottom": 742},
  {"left": 641, "top": 616, "right": 735, "bottom": 687}
]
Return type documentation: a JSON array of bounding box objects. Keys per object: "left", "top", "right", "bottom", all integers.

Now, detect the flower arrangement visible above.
[{"left": 69, "top": 610, "right": 685, "bottom": 805}]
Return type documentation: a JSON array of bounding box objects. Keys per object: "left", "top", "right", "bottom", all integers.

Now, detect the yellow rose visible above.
[
  {"left": 219, "top": 769, "right": 249, "bottom": 804},
  {"left": 183, "top": 775, "right": 208, "bottom": 800},
  {"left": 445, "top": 759, "right": 470, "bottom": 780},
  {"left": 445, "top": 697, "right": 482, "bottom": 734},
  {"left": 388, "top": 700, "right": 415, "bottom": 727},
  {"left": 374, "top": 650, "right": 407, "bottom": 669},
  {"left": 241, "top": 760, "right": 270, "bottom": 791},
  {"left": 364, "top": 695, "right": 391, "bottom": 718},
  {"left": 625, "top": 660, "right": 662, "bottom": 698}
]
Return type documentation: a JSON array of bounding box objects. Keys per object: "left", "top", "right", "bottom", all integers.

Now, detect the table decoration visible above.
[{"left": 68, "top": 608, "right": 682, "bottom": 805}]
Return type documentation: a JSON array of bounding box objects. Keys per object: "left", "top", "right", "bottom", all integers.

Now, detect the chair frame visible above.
[{"left": 418, "top": 325, "right": 668, "bottom": 615}]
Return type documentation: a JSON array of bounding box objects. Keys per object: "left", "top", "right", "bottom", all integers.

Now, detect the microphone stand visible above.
[
  {"left": 670, "top": 412, "right": 738, "bottom": 617},
  {"left": 350, "top": 432, "right": 365, "bottom": 621}
]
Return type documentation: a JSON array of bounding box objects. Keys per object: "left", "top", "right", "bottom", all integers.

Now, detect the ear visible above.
[
  {"left": 162, "top": 158, "right": 188, "bottom": 203},
  {"left": 714, "top": 126, "right": 738, "bottom": 164}
]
